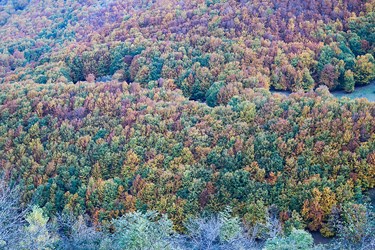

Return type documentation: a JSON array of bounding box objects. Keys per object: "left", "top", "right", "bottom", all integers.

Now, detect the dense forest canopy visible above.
[
  {"left": 1, "top": 81, "right": 374, "bottom": 233},
  {"left": 0, "top": 0, "right": 374, "bottom": 249},
  {"left": 0, "top": 0, "right": 374, "bottom": 99}
]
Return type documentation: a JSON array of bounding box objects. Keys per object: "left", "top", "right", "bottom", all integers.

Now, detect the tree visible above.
[
  {"left": 343, "top": 70, "right": 355, "bottom": 93},
  {"left": 106, "top": 211, "right": 175, "bottom": 250},
  {"left": 332, "top": 203, "right": 375, "bottom": 249},
  {"left": 317, "top": 46, "right": 335, "bottom": 73},
  {"left": 301, "top": 68, "right": 315, "bottom": 91},
  {"left": 66, "top": 55, "right": 85, "bottom": 83},
  {"left": 218, "top": 208, "right": 242, "bottom": 243},
  {"left": 239, "top": 101, "right": 257, "bottom": 123},
  {"left": 181, "top": 208, "right": 256, "bottom": 250},
  {"left": 283, "top": 211, "right": 306, "bottom": 235},
  {"left": 319, "top": 64, "right": 339, "bottom": 89},
  {"left": 354, "top": 54, "right": 375, "bottom": 85},
  {"left": 205, "top": 81, "right": 224, "bottom": 107},
  {"left": 348, "top": 34, "right": 364, "bottom": 56},
  {"left": 56, "top": 213, "right": 103, "bottom": 250},
  {"left": 21, "top": 206, "right": 57, "bottom": 250},
  {"left": 0, "top": 178, "right": 29, "bottom": 249}
]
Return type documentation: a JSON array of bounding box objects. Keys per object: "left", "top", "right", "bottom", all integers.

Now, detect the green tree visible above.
[
  {"left": 240, "top": 101, "right": 257, "bottom": 123},
  {"left": 348, "top": 34, "right": 364, "bottom": 56},
  {"left": 354, "top": 54, "right": 375, "bottom": 85},
  {"left": 107, "top": 211, "right": 174, "bottom": 250},
  {"left": 343, "top": 70, "right": 355, "bottom": 93},
  {"left": 317, "top": 46, "right": 335, "bottom": 73},
  {"left": 283, "top": 211, "right": 306, "bottom": 235},
  {"left": 22, "top": 206, "right": 57, "bottom": 250},
  {"left": 301, "top": 68, "right": 315, "bottom": 91},
  {"left": 218, "top": 208, "right": 242, "bottom": 243},
  {"left": 205, "top": 81, "right": 224, "bottom": 107},
  {"left": 337, "top": 203, "right": 374, "bottom": 244}
]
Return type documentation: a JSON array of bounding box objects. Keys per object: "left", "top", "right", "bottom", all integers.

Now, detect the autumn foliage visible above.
[
  {"left": 0, "top": 0, "right": 374, "bottom": 239},
  {"left": 1, "top": 81, "right": 374, "bottom": 235},
  {"left": 0, "top": 0, "right": 374, "bottom": 98}
]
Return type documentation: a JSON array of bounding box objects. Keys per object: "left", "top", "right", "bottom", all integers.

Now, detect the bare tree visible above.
[
  {"left": 178, "top": 210, "right": 258, "bottom": 250},
  {"left": 262, "top": 212, "right": 283, "bottom": 239},
  {"left": 0, "top": 177, "right": 29, "bottom": 249},
  {"left": 184, "top": 216, "right": 223, "bottom": 249},
  {"left": 254, "top": 205, "right": 283, "bottom": 241},
  {"left": 55, "top": 213, "right": 103, "bottom": 250}
]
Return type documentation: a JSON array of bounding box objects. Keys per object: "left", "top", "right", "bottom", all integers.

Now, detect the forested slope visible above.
[
  {"left": 1, "top": 82, "right": 374, "bottom": 236},
  {"left": 0, "top": 0, "right": 374, "bottom": 99},
  {"left": 0, "top": 0, "right": 375, "bottom": 248}
]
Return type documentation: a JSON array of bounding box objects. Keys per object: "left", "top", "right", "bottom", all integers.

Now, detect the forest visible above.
[{"left": 0, "top": 0, "right": 374, "bottom": 249}]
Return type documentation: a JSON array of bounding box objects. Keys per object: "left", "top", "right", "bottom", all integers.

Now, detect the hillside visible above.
[
  {"left": 0, "top": 0, "right": 374, "bottom": 249},
  {"left": 0, "top": 0, "right": 374, "bottom": 97}
]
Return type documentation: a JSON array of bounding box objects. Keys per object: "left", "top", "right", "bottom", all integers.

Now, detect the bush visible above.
[{"left": 264, "top": 229, "right": 314, "bottom": 250}]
